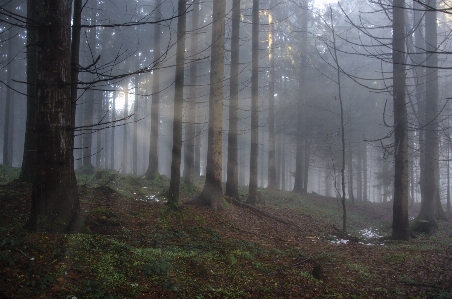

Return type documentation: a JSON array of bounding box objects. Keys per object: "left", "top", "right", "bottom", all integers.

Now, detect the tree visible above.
[
  {"left": 19, "top": 0, "right": 38, "bottom": 182},
  {"left": 24, "top": 0, "right": 81, "bottom": 232},
  {"left": 225, "top": 0, "right": 241, "bottom": 198},
  {"left": 145, "top": 0, "right": 162, "bottom": 180},
  {"left": 167, "top": 0, "right": 187, "bottom": 208},
  {"left": 199, "top": 0, "right": 226, "bottom": 211},
  {"left": 267, "top": 8, "right": 277, "bottom": 190},
  {"left": 391, "top": 0, "right": 410, "bottom": 240},
  {"left": 248, "top": 0, "right": 260, "bottom": 204},
  {"left": 183, "top": 0, "right": 200, "bottom": 187}
]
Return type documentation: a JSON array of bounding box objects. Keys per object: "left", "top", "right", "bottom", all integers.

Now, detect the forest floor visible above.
[{"left": 0, "top": 166, "right": 451, "bottom": 298}]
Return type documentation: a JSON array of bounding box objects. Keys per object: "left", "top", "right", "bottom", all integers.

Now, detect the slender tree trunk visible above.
[
  {"left": 133, "top": 76, "right": 139, "bottom": 175},
  {"left": 146, "top": 0, "right": 161, "bottom": 180},
  {"left": 121, "top": 84, "right": 129, "bottom": 174},
  {"left": 168, "top": 0, "right": 187, "bottom": 207},
  {"left": 392, "top": 0, "right": 410, "bottom": 240},
  {"left": 110, "top": 91, "right": 116, "bottom": 170},
  {"left": 95, "top": 91, "right": 103, "bottom": 169},
  {"left": 248, "top": 0, "right": 260, "bottom": 203},
  {"left": 225, "top": 0, "right": 241, "bottom": 198},
  {"left": 363, "top": 141, "right": 368, "bottom": 201},
  {"left": 303, "top": 139, "right": 310, "bottom": 192},
  {"left": 348, "top": 138, "right": 354, "bottom": 203},
  {"left": 293, "top": 0, "right": 308, "bottom": 195},
  {"left": 3, "top": 14, "right": 14, "bottom": 167},
  {"left": 19, "top": 0, "right": 39, "bottom": 182},
  {"left": 200, "top": 0, "right": 226, "bottom": 211},
  {"left": 267, "top": 10, "right": 277, "bottom": 190},
  {"left": 24, "top": 0, "right": 80, "bottom": 232},
  {"left": 357, "top": 147, "right": 362, "bottom": 201},
  {"left": 184, "top": 0, "right": 200, "bottom": 186}
]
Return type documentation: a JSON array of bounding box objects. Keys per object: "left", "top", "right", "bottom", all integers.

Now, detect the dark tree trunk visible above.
[
  {"left": 24, "top": 0, "right": 81, "bottom": 232},
  {"left": 392, "top": 0, "right": 410, "bottom": 240},
  {"left": 145, "top": 0, "right": 162, "bottom": 180},
  {"left": 3, "top": 11, "right": 14, "bottom": 167},
  {"left": 225, "top": 0, "right": 241, "bottom": 198},
  {"left": 19, "top": 0, "right": 39, "bottom": 182},
  {"left": 184, "top": 0, "right": 200, "bottom": 186},
  {"left": 248, "top": 0, "right": 260, "bottom": 204},
  {"left": 199, "top": 0, "right": 226, "bottom": 211},
  {"left": 168, "top": 0, "right": 187, "bottom": 207}
]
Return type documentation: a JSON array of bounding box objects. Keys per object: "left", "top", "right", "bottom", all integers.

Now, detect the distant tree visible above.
[
  {"left": 225, "top": 0, "right": 241, "bottom": 198},
  {"left": 24, "top": 0, "right": 81, "bottom": 232},
  {"left": 167, "top": 0, "right": 188, "bottom": 208},
  {"left": 199, "top": 0, "right": 226, "bottom": 211},
  {"left": 267, "top": 8, "right": 277, "bottom": 190}
]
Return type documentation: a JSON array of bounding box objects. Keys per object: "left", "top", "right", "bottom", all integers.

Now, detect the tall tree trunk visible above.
[
  {"left": 267, "top": 10, "right": 277, "bottom": 190},
  {"left": 248, "top": 0, "right": 260, "bottom": 203},
  {"left": 363, "top": 141, "right": 368, "bottom": 201},
  {"left": 24, "top": 0, "right": 80, "bottom": 232},
  {"left": 416, "top": 0, "right": 440, "bottom": 233},
  {"left": 199, "top": 0, "right": 226, "bottom": 211},
  {"left": 293, "top": 0, "right": 308, "bottom": 195},
  {"left": 95, "top": 91, "right": 103, "bottom": 169},
  {"left": 3, "top": 11, "right": 14, "bottom": 167},
  {"left": 133, "top": 76, "right": 139, "bottom": 175},
  {"left": 110, "top": 91, "right": 116, "bottom": 170},
  {"left": 19, "top": 0, "right": 39, "bottom": 182},
  {"left": 145, "top": 0, "right": 162, "bottom": 180},
  {"left": 356, "top": 148, "right": 362, "bottom": 201},
  {"left": 121, "top": 84, "right": 129, "bottom": 174},
  {"left": 392, "top": 0, "right": 410, "bottom": 240},
  {"left": 225, "top": 0, "right": 241, "bottom": 198},
  {"left": 168, "top": 0, "right": 187, "bottom": 207},
  {"left": 303, "top": 139, "right": 311, "bottom": 192},
  {"left": 184, "top": 0, "right": 200, "bottom": 186},
  {"left": 348, "top": 139, "right": 354, "bottom": 203}
]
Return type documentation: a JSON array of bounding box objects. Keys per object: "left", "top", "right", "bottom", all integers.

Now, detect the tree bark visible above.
[
  {"left": 225, "top": 0, "right": 241, "bottom": 198},
  {"left": 145, "top": 0, "right": 162, "bottom": 180},
  {"left": 267, "top": 9, "right": 277, "bottom": 190},
  {"left": 19, "top": 0, "right": 39, "bottom": 182},
  {"left": 392, "top": 0, "right": 410, "bottom": 240},
  {"left": 248, "top": 0, "right": 260, "bottom": 203},
  {"left": 184, "top": 0, "right": 200, "bottom": 186},
  {"left": 200, "top": 0, "right": 226, "bottom": 211},
  {"left": 121, "top": 83, "right": 129, "bottom": 174},
  {"left": 110, "top": 91, "right": 116, "bottom": 170},
  {"left": 24, "top": 0, "right": 81, "bottom": 232},
  {"left": 168, "top": 0, "right": 187, "bottom": 208}
]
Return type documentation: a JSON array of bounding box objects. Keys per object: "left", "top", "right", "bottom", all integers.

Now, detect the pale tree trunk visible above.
[
  {"left": 267, "top": 9, "right": 277, "bottom": 190},
  {"left": 145, "top": 0, "right": 161, "bottom": 180},
  {"left": 248, "top": 0, "right": 260, "bottom": 204},
  {"left": 110, "top": 91, "right": 116, "bottom": 170},
  {"left": 95, "top": 92, "right": 103, "bottom": 169},
  {"left": 303, "top": 139, "right": 310, "bottom": 192},
  {"left": 121, "top": 84, "right": 129, "bottom": 174},
  {"left": 168, "top": 0, "right": 187, "bottom": 207},
  {"left": 347, "top": 138, "right": 354, "bottom": 203},
  {"left": 356, "top": 148, "right": 362, "bottom": 201},
  {"left": 133, "top": 75, "right": 139, "bottom": 175},
  {"left": 184, "top": 0, "right": 200, "bottom": 186},
  {"left": 19, "top": 0, "right": 39, "bottom": 182},
  {"left": 24, "top": 0, "right": 80, "bottom": 232},
  {"left": 392, "top": 0, "right": 410, "bottom": 240},
  {"left": 363, "top": 141, "right": 368, "bottom": 201},
  {"left": 225, "top": 0, "right": 241, "bottom": 198},
  {"left": 200, "top": 0, "right": 226, "bottom": 211},
  {"left": 293, "top": 0, "right": 308, "bottom": 195}
]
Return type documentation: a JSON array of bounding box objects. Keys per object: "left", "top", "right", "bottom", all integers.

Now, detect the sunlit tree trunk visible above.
[
  {"left": 267, "top": 10, "right": 277, "bottom": 190},
  {"left": 392, "top": 0, "right": 410, "bottom": 240},
  {"left": 225, "top": 0, "right": 241, "bottom": 198},
  {"left": 168, "top": 0, "right": 187, "bottom": 207},
  {"left": 110, "top": 91, "right": 116, "bottom": 170},
  {"left": 199, "top": 0, "right": 226, "bottom": 211},
  {"left": 184, "top": 0, "right": 200, "bottom": 186},
  {"left": 145, "top": 0, "right": 161, "bottom": 180},
  {"left": 133, "top": 75, "right": 139, "bottom": 175},
  {"left": 121, "top": 83, "right": 129, "bottom": 174},
  {"left": 24, "top": 0, "right": 81, "bottom": 232}
]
